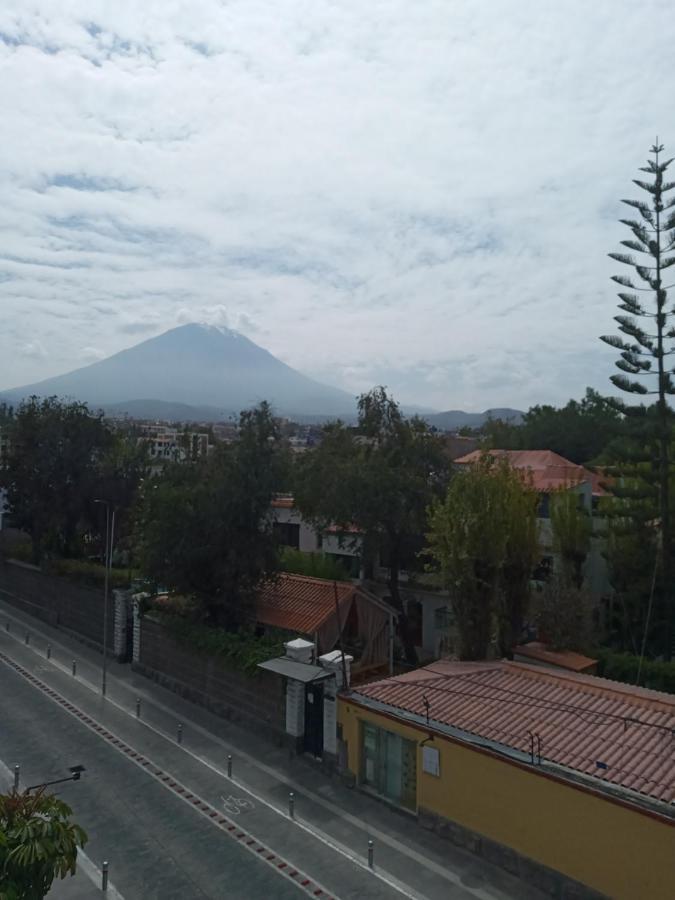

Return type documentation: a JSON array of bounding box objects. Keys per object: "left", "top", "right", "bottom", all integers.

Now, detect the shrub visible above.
[
  {"left": 154, "top": 611, "right": 285, "bottom": 675},
  {"left": 595, "top": 648, "right": 675, "bottom": 694},
  {"left": 279, "top": 547, "right": 350, "bottom": 581},
  {"left": 46, "top": 558, "right": 136, "bottom": 590}
]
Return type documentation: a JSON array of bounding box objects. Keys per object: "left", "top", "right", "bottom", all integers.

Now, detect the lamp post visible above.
[
  {"left": 94, "top": 500, "right": 115, "bottom": 698},
  {"left": 26, "top": 765, "right": 86, "bottom": 793}
]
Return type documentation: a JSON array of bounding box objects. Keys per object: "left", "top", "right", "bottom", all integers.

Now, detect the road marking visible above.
[
  {"left": 0, "top": 758, "right": 125, "bottom": 900},
  {"left": 0, "top": 650, "right": 337, "bottom": 900},
  {"left": 0, "top": 606, "right": 432, "bottom": 900}
]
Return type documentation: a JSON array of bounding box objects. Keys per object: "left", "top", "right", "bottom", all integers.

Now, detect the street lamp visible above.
[
  {"left": 26, "top": 765, "right": 86, "bottom": 793},
  {"left": 94, "top": 500, "right": 115, "bottom": 698}
]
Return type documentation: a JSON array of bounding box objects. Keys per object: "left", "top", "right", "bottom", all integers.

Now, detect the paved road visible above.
[
  {"left": 0, "top": 601, "right": 544, "bottom": 900},
  {"left": 0, "top": 658, "right": 307, "bottom": 900}
]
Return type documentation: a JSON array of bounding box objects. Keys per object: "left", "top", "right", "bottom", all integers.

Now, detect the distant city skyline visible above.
[{"left": 2, "top": 2, "right": 674, "bottom": 410}]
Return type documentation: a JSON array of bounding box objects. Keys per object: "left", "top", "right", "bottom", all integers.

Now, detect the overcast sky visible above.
[{"left": 1, "top": 1, "right": 674, "bottom": 412}]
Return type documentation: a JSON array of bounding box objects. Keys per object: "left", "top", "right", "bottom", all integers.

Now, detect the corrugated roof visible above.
[
  {"left": 350, "top": 660, "right": 675, "bottom": 804},
  {"left": 454, "top": 449, "right": 607, "bottom": 496},
  {"left": 256, "top": 573, "right": 357, "bottom": 634}
]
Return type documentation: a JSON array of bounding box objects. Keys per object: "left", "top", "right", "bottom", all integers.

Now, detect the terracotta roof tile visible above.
[
  {"left": 351, "top": 660, "right": 675, "bottom": 804},
  {"left": 256, "top": 573, "right": 356, "bottom": 635},
  {"left": 454, "top": 449, "right": 608, "bottom": 496},
  {"left": 514, "top": 642, "right": 597, "bottom": 673}
]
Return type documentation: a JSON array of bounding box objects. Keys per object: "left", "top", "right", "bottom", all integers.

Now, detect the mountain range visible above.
[{"left": 3, "top": 323, "right": 523, "bottom": 426}]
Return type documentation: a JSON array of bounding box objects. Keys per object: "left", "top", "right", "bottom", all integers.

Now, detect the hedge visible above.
[{"left": 595, "top": 648, "right": 675, "bottom": 694}]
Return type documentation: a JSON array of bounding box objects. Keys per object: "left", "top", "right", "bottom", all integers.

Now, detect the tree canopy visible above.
[
  {"left": 425, "top": 455, "right": 540, "bottom": 660},
  {"left": 481, "top": 388, "right": 622, "bottom": 464},
  {"left": 134, "top": 402, "right": 287, "bottom": 627},
  {"left": 600, "top": 142, "right": 675, "bottom": 658},
  {"left": 0, "top": 396, "right": 148, "bottom": 565},
  {"left": 294, "top": 387, "right": 449, "bottom": 664}
]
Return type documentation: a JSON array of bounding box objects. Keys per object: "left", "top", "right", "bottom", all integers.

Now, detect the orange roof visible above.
[
  {"left": 271, "top": 495, "right": 295, "bottom": 509},
  {"left": 454, "top": 449, "right": 607, "bottom": 496},
  {"left": 256, "top": 573, "right": 357, "bottom": 634},
  {"left": 350, "top": 659, "right": 675, "bottom": 804},
  {"left": 513, "top": 642, "right": 597, "bottom": 673}
]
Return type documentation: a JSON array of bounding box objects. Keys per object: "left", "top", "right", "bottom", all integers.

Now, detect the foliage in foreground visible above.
[{"left": 0, "top": 789, "right": 87, "bottom": 900}]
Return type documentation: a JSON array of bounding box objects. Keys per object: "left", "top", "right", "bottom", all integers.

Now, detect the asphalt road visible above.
[{"left": 0, "top": 657, "right": 324, "bottom": 900}]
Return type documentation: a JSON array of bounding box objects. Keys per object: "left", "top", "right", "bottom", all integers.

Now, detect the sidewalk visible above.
[{"left": 0, "top": 598, "right": 544, "bottom": 900}]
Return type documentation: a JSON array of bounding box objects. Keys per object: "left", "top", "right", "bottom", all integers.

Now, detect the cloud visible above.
[{"left": 0, "top": 1, "right": 674, "bottom": 408}]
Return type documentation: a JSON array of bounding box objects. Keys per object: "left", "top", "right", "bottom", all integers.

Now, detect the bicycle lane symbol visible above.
[{"left": 221, "top": 794, "right": 255, "bottom": 816}]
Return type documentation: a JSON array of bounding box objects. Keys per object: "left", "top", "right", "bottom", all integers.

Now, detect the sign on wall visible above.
[{"left": 422, "top": 745, "right": 440, "bottom": 777}]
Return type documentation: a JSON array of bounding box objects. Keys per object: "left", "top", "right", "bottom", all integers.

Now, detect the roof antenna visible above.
[{"left": 422, "top": 694, "right": 430, "bottom": 725}]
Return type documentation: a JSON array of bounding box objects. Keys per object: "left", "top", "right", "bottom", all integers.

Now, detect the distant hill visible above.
[
  {"left": 2, "top": 323, "right": 358, "bottom": 419},
  {"left": 425, "top": 407, "right": 524, "bottom": 431}
]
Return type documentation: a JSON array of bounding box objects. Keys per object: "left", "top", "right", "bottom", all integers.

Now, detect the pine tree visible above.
[{"left": 601, "top": 141, "right": 675, "bottom": 657}]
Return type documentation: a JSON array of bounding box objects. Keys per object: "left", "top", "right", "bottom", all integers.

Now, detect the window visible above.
[
  {"left": 360, "top": 721, "right": 417, "bottom": 811},
  {"left": 273, "top": 522, "right": 300, "bottom": 549},
  {"left": 538, "top": 493, "right": 550, "bottom": 518},
  {"left": 434, "top": 606, "right": 453, "bottom": 630}
]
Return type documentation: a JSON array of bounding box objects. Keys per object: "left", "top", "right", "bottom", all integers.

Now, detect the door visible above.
[{"left": 303, "top": 682, "right": 324, "bottom": 757}]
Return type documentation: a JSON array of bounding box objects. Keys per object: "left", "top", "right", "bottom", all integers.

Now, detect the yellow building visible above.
[{"left": 338, "top": 659, "right": 675, "bottom": 899}]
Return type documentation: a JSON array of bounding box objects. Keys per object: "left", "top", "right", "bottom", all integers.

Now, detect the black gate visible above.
[{"left": 303, "top": 682, "right": 324, "bottom": 757}]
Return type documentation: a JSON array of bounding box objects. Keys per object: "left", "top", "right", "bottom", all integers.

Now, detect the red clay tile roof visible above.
[
  {"left": 454, "top": 449, "right": 607, "bottom": 496},
  {"left": 351, "top": 660, "right": 675, "bottom": 804},
  {"left": 256, "top": 573, "right": 357, "bottom": 635},
  {"left": 271, "top": 495, "right": 295, "bottom": 509},
  {"left": 514, "top": 642, "right": 597, "bottom": 673}
]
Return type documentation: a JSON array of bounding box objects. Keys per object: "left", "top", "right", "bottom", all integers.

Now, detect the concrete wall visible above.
[
  {"left": 134, "top": 617, "right": 286, "bottom": 742},
  {"left": 0, "top": 559, "right": 114, "bottom": 652},
  {"left": 338, "top": 699, "right": 675, "bottom": 900}
]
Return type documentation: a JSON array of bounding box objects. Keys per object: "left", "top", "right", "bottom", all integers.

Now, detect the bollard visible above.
[
  {"left": 13, "top": 765, "right": 20, "bottom": 792},
  {"left": 72, "top": 659, "right": 77, "bottom": 677},
  {"left": 46, "top": 644, "right": 51, "bottom": 660},
  {"left": 101, "top": 860, "right": 109, "bottom": 892},
  {"left": 177, "top": 723, "right": 183, "bottom": 744},
  {"left": 227, "top": 754, "right": 232, "bottom": 778},
  {"left": 367, "top": 839, "right": 374, "bottom": 869},
  {"left": 136, "top": 698, "right": 141, "bottom": 719},
  {"left": 288, "top": 791, "right": 295, "bottom": 819},
  {"left": 25, "top": 632, "right": 30, "bottom": 646}
]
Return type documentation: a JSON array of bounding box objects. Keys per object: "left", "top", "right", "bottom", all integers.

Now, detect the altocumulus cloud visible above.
[{"left": 1, "top": 0, "right": 674, "bottom": 409}]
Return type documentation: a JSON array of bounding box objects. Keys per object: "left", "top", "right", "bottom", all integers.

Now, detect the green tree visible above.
[
  {"left": 425, "top": 455, "right": 540, "bottom": 660},
  {"left": 134, "top": 403, "right": 286, "bottom": 627},
  {"left": 481, "top": 390, "right": 622, "bottom": 464},
  {"left": 0, "top": 789, "right": 87, "bottom": 899},
  {"left": 534, "top": 575, "right": 593, "bottom": 652},
  {"left": 295, "top": 387, "right": 449, "bottom": 664},
  {"left": 279, "top": 547, "right": 350, "bottom": 581},
  {"left": 2, "top": 397, "right": 113, "bottom": 563},
  {"left": 600, "top": 142, "right": 675, "bottom": 657},
  {"left": 550, "top": 490, "right": 592, "bottom": 588}
]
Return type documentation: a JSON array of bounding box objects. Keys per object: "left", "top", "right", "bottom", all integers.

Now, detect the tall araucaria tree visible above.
[{"left": 601, "top": 141, "right": 675, "bottom": 658}]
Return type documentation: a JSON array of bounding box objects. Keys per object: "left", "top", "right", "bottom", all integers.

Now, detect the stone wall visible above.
[
  {"left": 133, "top": 616, "right": 287, "bottom": 743},
  {"left": 0, "top": 559, "right": 114, "bottom": 653}
]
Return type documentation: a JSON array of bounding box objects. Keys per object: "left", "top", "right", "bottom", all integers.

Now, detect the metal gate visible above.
[{"left": 303, "top": 682, "right": 324, "bottom": 757}]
